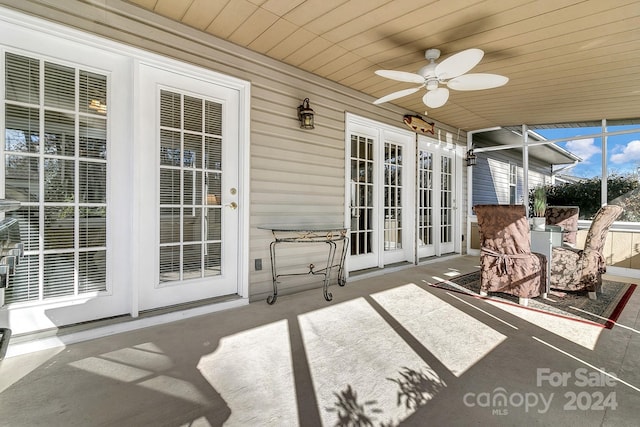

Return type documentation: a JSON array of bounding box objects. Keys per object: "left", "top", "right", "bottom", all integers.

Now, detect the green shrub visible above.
[{"left": 531, "top": 174, "right": 639, "bottom": 221}]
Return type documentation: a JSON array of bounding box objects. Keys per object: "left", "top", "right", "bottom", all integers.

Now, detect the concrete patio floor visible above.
[{"left": 1, "top": 255, "right": 639, "bottom": 426}]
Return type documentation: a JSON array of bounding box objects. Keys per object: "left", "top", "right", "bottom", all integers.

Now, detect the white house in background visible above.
[{"left": 469, "top": 128, "right": 581, "bottom": 208}]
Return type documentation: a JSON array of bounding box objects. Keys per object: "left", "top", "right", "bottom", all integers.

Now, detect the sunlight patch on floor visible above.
[
  {"left": 371, "top": 283, "right": 507, "bottom": 377},
  {"left": 299, "top": 297, "right": 445, "bottom": 427},
  {"left": 197, "top": 319, "right": 298, "bottom": 426},
  {"left": 101, "top": 346, "right": 174, "bottom": 371},
  {"left": 483, "top": 300, "right": 604, "bottom": 350},
  {"left": 69, "top": 356, "right": 154, "bottom": 382}
]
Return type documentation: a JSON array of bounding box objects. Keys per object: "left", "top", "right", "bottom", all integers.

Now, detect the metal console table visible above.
[{"left": 258, "top": 224, "right": 349, "bottom": 304}]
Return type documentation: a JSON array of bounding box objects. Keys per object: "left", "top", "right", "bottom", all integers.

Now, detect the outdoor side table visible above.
[
  {"left": 530, "top": 225, "right": 563, "bottom": 297},
  {"left": 258, "top": 224, "right": 349, "bottom": 304}
]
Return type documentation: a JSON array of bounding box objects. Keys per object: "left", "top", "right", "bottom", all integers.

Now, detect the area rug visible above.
[{"left": 430, "top": 271, "right": 636, "bottom": 329}]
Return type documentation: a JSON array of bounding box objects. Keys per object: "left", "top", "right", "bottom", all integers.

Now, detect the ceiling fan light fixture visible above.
[
  {"left": 423, "top": 88, "right": 449, "bottom": 108},
  {"left": 426, "top": 79, "right": 439, "bottom": 91}
]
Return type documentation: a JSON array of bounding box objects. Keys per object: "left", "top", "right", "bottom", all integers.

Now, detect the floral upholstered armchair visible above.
[
  {"left": 545, "top": 206, "right": 579, "bottom": 247},
  {"left": 550, "top": 204, "right": 623, "bottom": 299},
  {"left": 475, "top": 204, "right": 547, "bottom": 306}
]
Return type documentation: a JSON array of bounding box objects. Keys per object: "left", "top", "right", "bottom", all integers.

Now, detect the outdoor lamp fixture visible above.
[
  {"left": 465, "top": 149, "right": 477, "bottom": 166},
  {"left": 297, "top": 98, "right": 315, "bottom": 129}
]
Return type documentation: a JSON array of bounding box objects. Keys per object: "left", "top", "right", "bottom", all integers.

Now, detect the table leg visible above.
[
  {"left": 322, "top": 241, "right": 337, "bottom": 301},
  {"left": 267, "top": 240, "right": 278, "bottom": 305},
  {"left": 337, "top": 236, "right": 349, "bottom": 287}
]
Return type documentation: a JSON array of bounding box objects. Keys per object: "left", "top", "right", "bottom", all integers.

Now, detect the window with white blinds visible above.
[
  {"left": 3, "top": 51, "right": 108, "bottom": 303},
  {"left": 158, "top": 89, "right": 223, "bottom": 283}
]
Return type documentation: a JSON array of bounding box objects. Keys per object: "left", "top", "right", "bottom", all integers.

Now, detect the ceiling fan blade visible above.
[
  {"left": 375, "top": 69, "right": 424, "bottom": 84},
  {"left": 447, "top": 73, "right": 509, "bottom": 91},
  {"left": 435, "top": 48, "right": 484, "bottom": 80},
  {"left": 373, "top": 87, "right": 421, "bottom": 104},
  {"left": 422, "top": 88, "right": 449, "bottom": 108}
]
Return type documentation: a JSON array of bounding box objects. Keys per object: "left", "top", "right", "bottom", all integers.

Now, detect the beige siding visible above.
[{"left": 2, "top": 0, "right": 466, "bottom": 299}]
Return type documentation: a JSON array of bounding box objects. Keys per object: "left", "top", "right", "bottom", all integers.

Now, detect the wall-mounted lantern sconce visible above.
[
  {"left": 297, "top": 98, "right": 315, "bottom": 129},
  {"left": 465, "top": 149, "right": 477, "bottom": 166}
]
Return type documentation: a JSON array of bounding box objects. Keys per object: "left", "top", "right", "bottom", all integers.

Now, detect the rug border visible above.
[
  {"left": 429, "top": 271, "right": 636, "bottom": 330},
  {"left": 604, "top": 283, "right": 637, "bottom": 328}
]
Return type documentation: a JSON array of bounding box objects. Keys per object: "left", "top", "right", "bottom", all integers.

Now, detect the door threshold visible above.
[
  {"left": 349, "top": 254, "right": 463, "bottom": 282},
  {"left": 349, "top": 261, "right": 414, "bottom": 282}
]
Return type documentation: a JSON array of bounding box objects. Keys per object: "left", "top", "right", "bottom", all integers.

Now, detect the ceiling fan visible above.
[{"left": 373, "top": 48, "right": 508, "bottom": 108}]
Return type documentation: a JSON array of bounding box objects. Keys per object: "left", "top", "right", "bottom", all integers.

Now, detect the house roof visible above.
[
  {"left": 472, "top": 128, "right": 582, "bottom": 165},
  {"left": 125, "top": 0, "right": 640, "bottom": 132}
]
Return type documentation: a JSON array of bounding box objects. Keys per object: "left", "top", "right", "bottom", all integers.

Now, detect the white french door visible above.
[
  {"left": 347, "top": 119, "right": 414, "bottom": 271},
  {"left": 417, "top": 137, "right": 456, "bottom": 259},
  {"left": 0, "top": 23, "right": 133, "bottom": 334},
  {"left": 136, "top": 63, "right": 241, "bottom": 311},
  {"left": 439, "top": 150, "right": 456, "bottom": 254},
  {"left": 347, "top": 115, "right": 459, "bottom": 273},
  {"left": 417, "top": 147, "right": 436, "bottom": 258},
  {"left": 382, "top": 137, "right": 415, "bottom": 265}
]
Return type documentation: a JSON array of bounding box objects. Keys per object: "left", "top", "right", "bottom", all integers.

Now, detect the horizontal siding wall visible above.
[
  {"left": 3, "top": 0, "right": 467, "bottom": 299},
  {"left": 472, "top": 149, "right": 550, "bottom": 208}
]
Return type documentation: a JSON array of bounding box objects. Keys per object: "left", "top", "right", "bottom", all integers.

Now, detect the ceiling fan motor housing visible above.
[{"left": 425, "top": 49, "right": 441, "bottom": 60}]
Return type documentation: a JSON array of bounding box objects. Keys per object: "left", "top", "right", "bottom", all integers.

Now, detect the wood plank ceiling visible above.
[{"left": 126, "top": 0, "right": 640, "bottom": 131}]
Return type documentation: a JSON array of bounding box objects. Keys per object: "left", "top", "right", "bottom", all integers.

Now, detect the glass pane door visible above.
[
  {"left": 158, "top": 91, "right": 223, "bottom": 283},
  {"left": 137, "top": 63, "right": 240, "bottom": 311},
  {"left": 417, "top": 149, "right": 435, "bottom": 257},
  {"left": 440, "top": 154, "right": 455, "bottom": 253},
  {"left": 349, "top": 134, "right": 374, "bottom": 257},
  {"left": 384, "top": 142, "right": 403, "bottom": 251}
]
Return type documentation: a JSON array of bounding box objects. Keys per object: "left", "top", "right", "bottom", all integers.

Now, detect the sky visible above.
[{"left": 535, "top": 125, "right": 640, "bottom": 179}]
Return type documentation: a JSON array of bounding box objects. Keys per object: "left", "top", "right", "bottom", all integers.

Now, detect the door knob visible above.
[{"left": 227, "top": 202, "right": 238, "bottom": 209}]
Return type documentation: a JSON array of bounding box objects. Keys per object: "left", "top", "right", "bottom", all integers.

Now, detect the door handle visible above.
[{"left": 226, "top": 202, "right": 238, "bottom": 209}]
